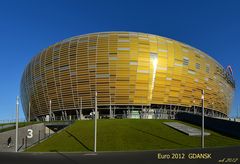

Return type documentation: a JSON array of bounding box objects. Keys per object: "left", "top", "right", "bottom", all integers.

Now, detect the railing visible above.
[
  {"left": 0, "top": 118, "right": 26, "bottom": 124},
  {"left": 22, "top": 129, "right": 53, "bottom": 151}
]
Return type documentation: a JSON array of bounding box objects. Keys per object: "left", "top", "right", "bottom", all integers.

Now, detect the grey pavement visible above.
[
  {"left": 0, "top": 123, "right": 48, "bottom": 152},
  {"left": 164, "top": 122, "right": 210, "bottom": 136}
]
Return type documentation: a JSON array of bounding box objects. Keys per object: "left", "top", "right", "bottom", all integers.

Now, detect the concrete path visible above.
[
  {"left": 164, "top": 122, "right": 210, "bottom": 136},
  {"left": 0, "top": 123, "right": 47, "bottom": 152}
]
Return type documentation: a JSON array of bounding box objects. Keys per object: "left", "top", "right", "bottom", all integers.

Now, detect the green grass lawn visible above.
[{"left": 26, "top": 119, "right": 240, "bottom": 152}]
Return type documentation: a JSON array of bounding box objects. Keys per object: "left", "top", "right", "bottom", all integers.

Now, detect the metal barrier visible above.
[{"left": 0, "top": 118, "right": 26, "bottom": 124}]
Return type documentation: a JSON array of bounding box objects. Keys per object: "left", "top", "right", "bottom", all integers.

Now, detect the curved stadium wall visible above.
[{"left": 20, "top": 32, "right": 235, "bottom": 120}]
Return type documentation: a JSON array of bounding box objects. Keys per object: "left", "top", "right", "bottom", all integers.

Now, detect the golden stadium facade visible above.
[{"left": 20, "top": 32, "right": 235, "bottom": 120}]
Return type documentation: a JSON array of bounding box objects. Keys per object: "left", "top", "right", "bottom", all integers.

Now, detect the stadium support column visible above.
[
  {"left": 212, "top": 102, "right": 214, "bottom": 117},
  {"left": 94, "top": 91, "right": 97, "bottom": 153},
  {"left": 114, "top": 106, "right": 116, "bottom": 117},
  {"left": 49, "top": 100, "right": 52, "bottom": 122},
  {"left": 15, "top": 96, "right": 19, "bottom": 152},
  {"left": 238, "top": 105, "right": 239, "bottom": 119},
  {"left": 76, "top": 110, "right": 79, "bottom": 120},
  {"left": 28, "top": 101, "right": 31, "bottom": 122},
  {"left": 110, "top": 95, "right": 112, "bottom": 119},
  {"left": 80, "top": 97, "right": 82, "bottom": 120},
  {"left": 170, "top": 105, "right": 172, "bottom": 118},
  {"left": 193, "top": 100, "right": 196, "bottom": 114},
  {"left": 201, "top": 90, "right": 205, "bottom": 149}
]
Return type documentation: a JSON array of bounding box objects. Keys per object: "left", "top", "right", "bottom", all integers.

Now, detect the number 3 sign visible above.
[{"left": 27, "top": 129, "right": 33, "bottom": 138}]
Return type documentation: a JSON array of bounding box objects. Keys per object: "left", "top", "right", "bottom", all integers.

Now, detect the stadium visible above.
[{"left": 20, "top": 32, "right": 235, "bottom": 121}]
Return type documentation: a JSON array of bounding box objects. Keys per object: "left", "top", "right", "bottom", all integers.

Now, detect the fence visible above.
[
  {"left": 21, "top": 128, "right": 53, "bottom": 150},
  {"left": 0, "top": 118, "right": 26, "bottom": 124}
]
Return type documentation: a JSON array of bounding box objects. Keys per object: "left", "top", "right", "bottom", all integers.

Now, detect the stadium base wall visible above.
[{"left": 175, "top": 112, "right": 240, "bottom": 139}]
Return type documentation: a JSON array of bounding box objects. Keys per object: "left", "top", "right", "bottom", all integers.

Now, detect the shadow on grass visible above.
[
  {"left": 65, "top": 130, "right": 92, "bottom": 151},
  {"left": 131, "top": 127, "right": 195, "bottom": 148}
]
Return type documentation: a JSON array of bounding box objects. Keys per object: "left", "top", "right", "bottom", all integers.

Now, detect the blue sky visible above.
[{"left": 0, "top": 0, "right": 240, "bottom": 120}]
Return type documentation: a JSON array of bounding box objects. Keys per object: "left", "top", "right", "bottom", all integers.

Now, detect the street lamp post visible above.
[
  {"left": 94, "top": 91, "right": 97, "bottom": 153},
  {"left": 15, "top": 96, "right": 19, "bottom": 152},
  {"left": 201, "top": 90, "right": 205, "bottom": 149}
]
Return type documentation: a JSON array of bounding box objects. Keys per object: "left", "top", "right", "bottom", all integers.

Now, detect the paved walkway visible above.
[
  {"left": 164, "top": 122, "right": 210, "bottom": 136},
  {"left": 0, "top": 123, "right": 46, "bottom": 152}
]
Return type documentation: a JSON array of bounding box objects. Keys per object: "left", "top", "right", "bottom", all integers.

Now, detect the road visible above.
[{"left": 0, "top": 146, "right": 239, "bottom": 164}]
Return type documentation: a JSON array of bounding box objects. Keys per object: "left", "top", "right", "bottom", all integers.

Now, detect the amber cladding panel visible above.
[{"left": 20, "top": 32, "right": 235, "bottom": 119}]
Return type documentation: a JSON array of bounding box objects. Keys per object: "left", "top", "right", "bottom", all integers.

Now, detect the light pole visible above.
[
  {"left": 15, "top": 96, "right": 19, "bottom": 152},
  {"left": 201, "top": 90, "right": 205, "bottom": 149},
  {"left": 94, "top": 91, "right": 97, "bottom": 153}
]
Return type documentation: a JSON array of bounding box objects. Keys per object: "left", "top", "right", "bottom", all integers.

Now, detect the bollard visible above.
[
  {"left": 20, "top": 138, "right": 24, "bottom": 151},
  {"left": 25, "top": 136, "right": 27, "bottom": 149},
  {"left": 38, "top": 130, "right": 40, "bottom": 143}
]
